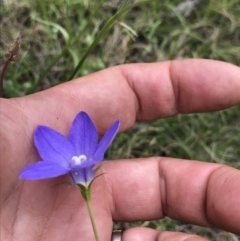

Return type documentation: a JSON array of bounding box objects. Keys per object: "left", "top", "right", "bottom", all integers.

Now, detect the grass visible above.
[{"left": 1, "top": 0, "right": 240, "bottom": 240}]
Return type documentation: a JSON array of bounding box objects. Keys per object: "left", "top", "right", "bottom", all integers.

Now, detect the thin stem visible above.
[
  {"left": 85, "top": 188, "right": 100, "bottom": 241},
  {"left": 1, "top": 37, "right": 21, "bottom": 97},
  {"left": 33, "top": 0, "right": 105, "bottom": 90},
  {"left": 0, "top": 56, "right": 12, "bottom": 97},
  {"left": 68, "top": 0, "right": 149, "bottom": 80}
]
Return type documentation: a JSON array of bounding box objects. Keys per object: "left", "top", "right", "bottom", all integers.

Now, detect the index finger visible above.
[{"left": 7, "top": 59, "right": 240, "bottom": 135}]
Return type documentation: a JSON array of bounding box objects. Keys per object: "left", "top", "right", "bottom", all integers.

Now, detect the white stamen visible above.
[
  {"left": 72, "top": 155, "right": 87, "bottom": 165},
  {"left": 74, "top": 172, "right": 78, "bottom": 176}
]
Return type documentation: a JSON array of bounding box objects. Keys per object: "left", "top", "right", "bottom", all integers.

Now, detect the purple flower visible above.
[{"left": 20, "top": 111, "right": 120, "bottom": 186}]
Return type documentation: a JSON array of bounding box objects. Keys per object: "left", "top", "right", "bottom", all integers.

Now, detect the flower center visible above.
[{"left": 72, "top": 155, "right": 87, "bottom": 165}]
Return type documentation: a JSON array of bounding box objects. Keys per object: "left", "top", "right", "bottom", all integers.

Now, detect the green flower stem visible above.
[
  {"left": 86, "top": 190, "right": 100, "bottom": 241},
  {"left": 79, "top": 185, "right": 100, "bottom": 241}
]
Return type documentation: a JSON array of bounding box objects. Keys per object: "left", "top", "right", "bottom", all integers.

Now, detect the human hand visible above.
[{"left": 1, "top": 59, "right": 240, "bottom": 241}]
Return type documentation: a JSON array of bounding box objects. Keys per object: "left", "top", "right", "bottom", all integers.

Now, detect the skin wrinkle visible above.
[
  {"left": 0, "top": 99, "right": 38, "bottom": 205},
  {"left": 19, "top": 122, "right": 36, "bottom": 166},
  {"left": 38, "top": 188, "right": 59, "bottom": 241},
  {"left": 22, "top": 182, "right": 73, "bottom": 241},
  {"left": 1, "top": 180, "right": 22, "bottom": 209},
  {"left": 104, "top": 66, "right": 137, "bottom": 131},
  {"left": 204, "top": 165, "right": 226, "bottom": 227},
  {"left": 156, "top": 158, "right": 164, "bottom": 219},
  {"left": 1, "top": 173, "right": 19, "bottom": 207},
  {"left": 158, "top": 157, "right": 167, "bottom": 218},
  {"left": 119, "top": 64, "right": 141, "bottom": 117},
  {"left": 13, "top": 182, "right": 40, "bottom": 239},
  {"left": 11, "top": 183, "right": 23, "bottom": 241},
  {"left": 158, "top": 159, "right": 169, "bottom": 219},
  {"left": 1, "top": 98, "right": 28, "bottom": 119},
  {"left": 0, "top": 100, "right": 29, "bottom": 159},
  {"left": 153, "top": 232, "right": 159, "bottom": 241},
  {"left": 10, "top": 98, "right": 38, "bottom": 128},
  {"left": 53, "top": 187, "right": 74, "bottom": 211},
  {"left": 52, "top": 189, "right": 80, "bottom": 238},
  {"left": 1, "top": 176, "right": 24, "bottom": 240},
  {"left": 54, "top": 86, "right": 81, "bottom": 104},
  {"left": 37, "top": 185, "right": 60, "bottom": 241},
  {"left": 168, "top": 60, "right": 180, "bottom": 114},
  {"left": 186, "top": 164, "right": 217, "bottom": 227},
  {"left": 102, "top": 163, "right": 116, "bottom": 219}
]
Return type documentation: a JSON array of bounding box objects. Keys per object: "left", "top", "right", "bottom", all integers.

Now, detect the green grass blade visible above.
[
  {"left": 30, "top": 0, "right": 105, "bottom": 93},
  {"left": 68, "top": 0, "right": 150, "bottom": 80},
  {"left": 34, "top": 17, "right": 69, "bottom": 43}
]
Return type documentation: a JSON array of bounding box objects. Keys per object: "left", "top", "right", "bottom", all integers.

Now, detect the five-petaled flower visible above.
[{"left": 20, "top": 111, "right": 120, "bottom": 186}]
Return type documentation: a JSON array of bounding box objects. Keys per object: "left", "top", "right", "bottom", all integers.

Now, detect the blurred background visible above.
[{"left": 1, "top": 0, "right": 240, "bottom": 240}]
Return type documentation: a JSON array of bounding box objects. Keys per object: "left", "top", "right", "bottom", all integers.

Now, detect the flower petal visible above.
[
  {"left": 92, "top": 119, "right": 120, "bottom": 164},
  {"left": 19, "top": 161, "right": 69, "bottom": 180},
  {"left": 70, "top": 165, "right": 94, "bottom": 185},
  {"left": 68, "top": 111, "right": 98, "bottom": 157},
  {"left": 34, "top": 126, "right": 75, "bottom": 166}
]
